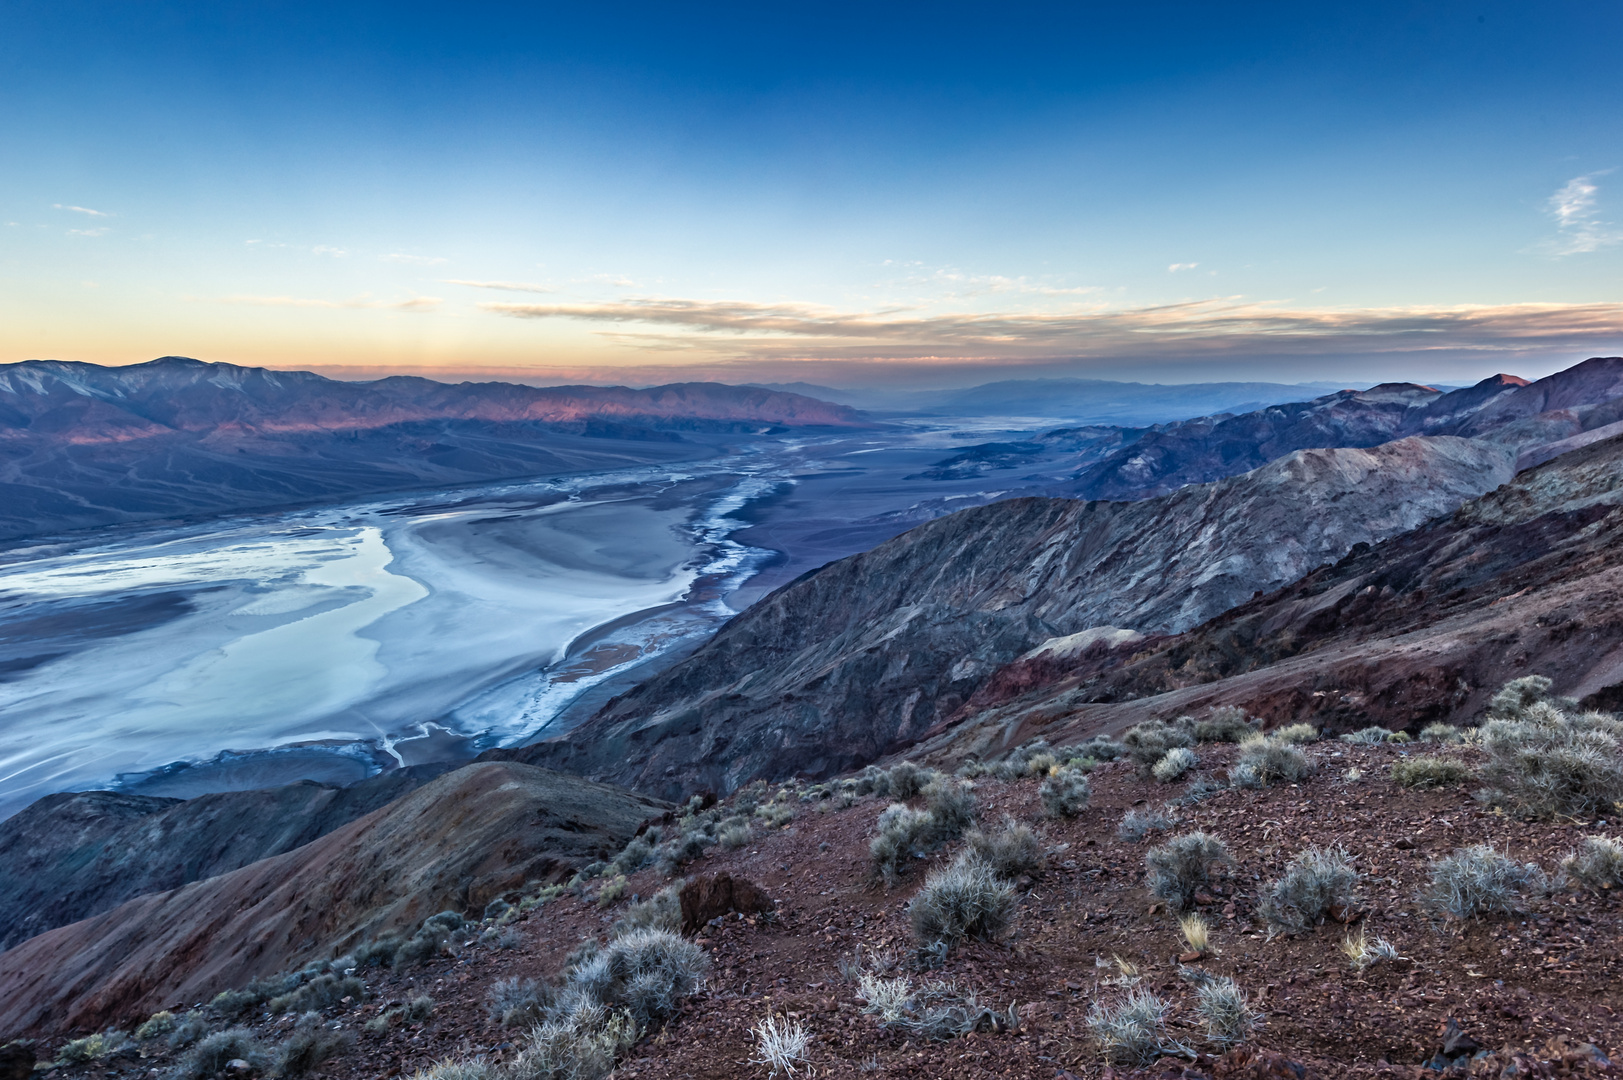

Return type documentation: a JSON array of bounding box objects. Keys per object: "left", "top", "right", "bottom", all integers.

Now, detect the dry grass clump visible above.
[
  {"left": 135, "top": 1011, "right": 176, "bottom": 1040},
  {"left": 1039, "top": 765, "right": 1091, "bottom": 818},
  {"left": 1422, "top": 845, "right": 1547, "bottom": 919},
  {"left": 1122, "top": 720, "right": 1196, "bottom": 774},
  {"left": 275, "top": 1013, "right": 354, "bottom": 1078},
  {"left": 1152, "top": 746, "right": 1198, "bottom": 783},
  {"left": 612, "top": 882, "right": 683, "bottom": 937},
  {"left": 1476, "top": 676, "right": 1623, "bottom": 819},
  {"left": 1087, "top": 990, "right": 1191, "bottom": 1065},
  {"left": 1261, "top": 845, "right": 1358, "bottom": 933},
  {"left": 1191, "top": 706, "right": 1260, "bottom": 744},
  {"left": 856, "top": 972, "right": 1017, "bottom": 1040},
  {"left": 1391, "top": 755, "right": 1474, "bottom": 788},
  {"left": 964, "top": 818, "right": 1044, "bottom": 880},
  {"left": 57, "top": 1032, "right": 133, "bottom": 1066},
  {"left": 909, "top": 855, "right": 1018, "bottom": 947},
  {"left": 748, "top": 1013, "right": 813, "bottom": 1077},
  {"left": 1340, "top": 929, "right": 1405, "bottom": 970},
  {"left": 1145, "top": 832, "right": 1231, "bottom": 912},
  {"left": 1229, "top": 737, "right": 1314, "bottom": 788},
  {"left": 1273, "top": 723, "right": 1319, "bottom": 744},
  {"left": 1194, "top": 977, "right": 1258, "bottom": 1046},
  {"left": 1562, "top": 835, "right": 1623, "bottom": 891},
  {"left": 1118, "top": 807, "right": 1177, "bottom": 842},
  {"left": 1178, "top": 913, "right": 1212, "bottom": 957},
  {"left": 1420, "top": 722, "right": 1465, "bottom": 743},
  {"left": 1340, "top": 726, "right": 1397, "bottom": 744}
]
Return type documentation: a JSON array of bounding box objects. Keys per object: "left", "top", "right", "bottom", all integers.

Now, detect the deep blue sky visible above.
[{"left": 3, "top": 1, "right": 1622, "bottom": 386}]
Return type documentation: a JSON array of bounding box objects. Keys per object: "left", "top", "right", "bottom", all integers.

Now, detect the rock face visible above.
[
  {"left": 509, "top": 436, "right": 1516, "bottom": 799},
  {"left": 0, "top": 762, "right": 670, "bottom": 1037},
  {"left": 0, "top": 764, "right": 454, "bottom": 951},
  {"left": 922, "top": 430, "right": 1623, "bottom": 757},
  {"left": 0, "top": 357, "right": 863, "bottom": 539}
]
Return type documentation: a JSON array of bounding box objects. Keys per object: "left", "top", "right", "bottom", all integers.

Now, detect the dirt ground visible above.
[{"left": 33, "top": 740, "right": 1623, "bottom": 1079}]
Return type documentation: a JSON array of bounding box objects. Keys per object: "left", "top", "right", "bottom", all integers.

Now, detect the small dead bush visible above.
[
  {"left": 1039, "top": 766, "right": 1091, "bottom": 818},
  {"left": 857, "top": 972, "right": 1017, "bottom": 1039},
  {"left": 1340, "top": 929, "right": 1405, "bottom": 970},
  {"left": 1087, "top": 990, "right": 1190, "bottom": 1065},
  {"left": 748, "top": 1013, "right": 813, "bottom": 1077},
  {"left": 1261, "top": 845, "right": 1358, "bottom": 933},
  {"left": 611, "top": 882, "right": 683, "bottom": 937},
  {"left": 1274, "top": 723, "right": 1319, "bottom": 744},
  {"left": 1192, "top": 706, "right": 1259, "bottom": 744},
  {"left": 275, "top": 1013, "right": 353, "bottom": 1078},
  {"left": 1152, "top": 747, "right": 1198, "bottom": 783},
  {"left": 1145, "top": 832, "right": 1231, "bottom": 912},
  {"left": 1422, "top": 844, "right": 1547, "bottom": 919},
  {"left": 488, "top": 977, "right": 552, "bottom": 1029},
  {"left": 909, "top": 856, "right": 1018, "bottom": 947},
  {"left": 170, "top": 1028, "right": 269, "bottom": 1080},
  {"left": 1229, "top": 738, "right": 1313, "bottom": 788},
  {"left": 964, "top": 818, "right": 1044, "bottom": 880},
  {"left": 1340, "top": 726, "right": 1396, "bottom": 744},
  {"left": 1195, "top": 978, "right": 1258, "bottom": 1046},
  {"left": 1562, "top": 835, "right": 1623, "bottom": 891},
  {"left": 509, "top": 1001, "right": 640, "bottom": 1080},
  {"left": 1391, "top": 756, "right": 1474, "bottom": 788},
  {"left": 1118, "top": 807, "right": 1177, "bottom": 842}
]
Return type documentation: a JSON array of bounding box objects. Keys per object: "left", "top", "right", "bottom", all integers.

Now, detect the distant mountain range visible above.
[{"left": 0, "top": 357, "right": 864, "bottom": 540}]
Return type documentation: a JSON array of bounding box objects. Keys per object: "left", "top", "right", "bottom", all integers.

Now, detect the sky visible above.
[{"left": 3, "top": 1, "right": 1623, "bottom": 389}]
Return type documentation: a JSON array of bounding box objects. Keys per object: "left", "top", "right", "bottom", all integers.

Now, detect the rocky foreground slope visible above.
[
  {"left": 0, "top": 357, "right": 862, "bottom": 538},
  {"left": 0, "top": 763, "right": 669, "bottom": 1035},
  {"left": 510, "top": 436, "right": 1515, "bottom": 798}
]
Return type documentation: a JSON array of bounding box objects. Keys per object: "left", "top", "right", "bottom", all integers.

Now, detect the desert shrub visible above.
[
  {"left": 1229, "top": 738, "right": 1313, "bottom": 788},
  {"left": 407, "top": 1059, "right": 499, "bottom": 1080},
  {"left": 595, "top": 876, "right": 629, "bottom": 908},
  {"left": 1195, "top": 977, "right": 1257, "bottom": 1046},
  {"left": 1561, "top": 835, "right": 1623, "bottom": 891},
  {"left": 1145, "top": 832, "right": 1231, "bottom": 912},
  {"left": 394, "top": 922, "right": 453, "bottom": 968},
  {"left": 754, "top": 802, "right": 797, "bottom": 829},
  {"left": 612, "top": 882, "right": 683, "bottom": 937},
  {"left": 909, "top": 856, "right": 1018, "bottom": 947},
  {"left": 1024, "top": 751, "right": 1059, "bottom": 777},
  {"left": 1261, "top": 845, "right": 1358, "bottom": 933},
  {"left": 923, "top": 777, "right": 979, "bottom": 838},
  {"left": 1274, "top": 723, "right": 1319, "bottom": 744},
  {"left": 964, "top": 818, "right": 1044, "bottom": 880},
  {"left": 489, "top": 977, "right": 552, "bottom": 1029},
  {"left": 1122, "top": 720, "right": 1196, "bottom": 772},
  {"left": 135, "top": 1011, "right": 177, "bottom": 1040},
  {"left": 480, "top": 926, "right": 523, "bottom": 950},
  {"left": 1391, "top": 755, "right": 1474, "bottom": 788},
  {"left": 275, "top": 1013, "right": 353, "bottom": 1078},
  {"left": 166, "top": 1015, "right": 210, "bottom": 1050},
  {"left": 352, "top": 935, "right": 402, "bottom": 968},
  {"left": 268, "top": 974, "right": 364, "bottom": 1015},
  {"left": 610, "top": 837, "right": 654, "bottom": 876},
  {"left": 170, "top": 1028, "right": 269, "bottom": 1080},
  {"left": 1489, "top": 674, "right": 1577, "bottom": 718},
  {"left": 1087, "top": 990, "right": 1189, "bottom": 1065},
  {"left": 749, "top": 1013, "right": 813, "bottom": 1077},
  {"left": 1118, "top": 807, "right": 1177, "bottom": 842},
  {"left": 508, "top": 1001, "right": 640, "bottom": 1080},
  {"left": 1170, "top": 777, "right": 1227, "bottom": 806},
  {"left": 1039, "top": 766, "right": 1091, "bottom": 818},
  {"left": 568, "top": 928, "right": 708, "bottom": 1025},
  {"left": 1477, "top": 687, "right": 1623, "bottom": 818},
  {"left": 57, "top": 1032, "right": 132, "bottom": 1065},
  {"left": 208, "top": 986, "right": 265, "bottom": 1018},
  {"left": 656, "top": 831, "right": 713, "bottom": 876},
  {"left": 1152, "top": 747, "right": 1198, "bottom": 783},
  {"left": 856, "top": 972, "right": 1017, "bottom": 1039},
  {"left": 1192, "top": 706, "right": 1259, "bottom": 744},
  {"left": 1420, "top": 723, "right": 1464, "bottom": 743},
  {"left": 1074, "top": 735, "right": 1127, "bottom": 762},
  {"left": 1340, "top": 929, "right": 1404, "bottom": 970},
  {"left": 886, "top": 760, "right": 932, "bottom": 798},
  {"left": 718, "top": 818, "right": 753, "bottom": 849},
  {"left": 423, "top": 910, "right": 465, "bottom": 934},
  {"left": 1422, "top": 845, "right": 1547, "bottom": 918},
  {"left": 407, "top": 996, "right": 435, "bottom": 1021},
  {"left": 1340, "top": 726, "right": 1395, "bottom": 744},
  {"left": 870, "top": 804, "right": 937, "bottom": 881}
]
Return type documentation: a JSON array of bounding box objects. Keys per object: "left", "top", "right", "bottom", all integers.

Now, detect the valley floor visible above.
[{"left": 32, "top": 739, "right": 1623, "bottom": 1079}]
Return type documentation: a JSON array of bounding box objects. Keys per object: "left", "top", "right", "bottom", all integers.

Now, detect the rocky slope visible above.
[
  {"left": 0, "top": 764, "right": 454, "bottom": 951},
  {"left": 916, "top": 429, "right": 1623, "bottom": 762},
  {"left": 509, "top": 436, "right": 1516, "bottom": 799},
  {"left": 0, "top": 357, "right": 862, "bottom": 539},
  {"left": 0, "top": 762, "right": 668, "bottom": 1036}
]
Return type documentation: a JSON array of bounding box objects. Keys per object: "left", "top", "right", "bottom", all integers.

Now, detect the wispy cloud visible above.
[
  {"left": 479, "top": 294, "right": 1623, "bottom": 362},
  {"left": 447, "top": 279, "right": 556, "bottom": 294},
  {"left": 381, "top": 253, "right": 448, "bottom": 266},
  {"left": 1543, "top": 172, "right": 1623, "bottom": 255},
  {"left": 54, "top": 203, "right": 110, "bottom": 217},
  {"left": 312, "top": 245, "right": 349, "bottom": 258},
  {"left": 214, "top": 294, "right": 441, "bottom": 311},
  {"left": 1168, "top": 262, "right": 1199, "bottom": 272},
  {"left": 67, "top": 227, "right": 110, "bottom": 237},
  {"left": 896, "top": 266, "right": 1100, "bottom": 298}
]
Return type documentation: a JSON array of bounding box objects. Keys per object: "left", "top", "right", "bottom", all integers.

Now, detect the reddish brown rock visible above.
[{"left": 678, "top": 873, "right": 774, "bottom": 935}]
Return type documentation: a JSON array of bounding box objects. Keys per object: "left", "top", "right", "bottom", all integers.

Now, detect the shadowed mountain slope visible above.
[
  {"left": 0, "top": 762, "right": 669, "bottom": 1037},
  {"left": 0, "top": 357, "right": 863, "bottom": 539},
  {"left": 0, "top": 764, "right": 455, "bottom": 951},
  {"left": 506, "top": 435, "right": 1516, "bottom": 799}
]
